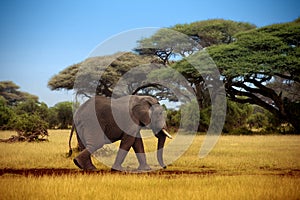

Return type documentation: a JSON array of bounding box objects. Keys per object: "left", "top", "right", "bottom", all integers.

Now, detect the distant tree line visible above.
[
  {"left": 165, "top": 100, "right": 286, "bottom": 134},
  {"left": 0, "top": 81, "right": 73, "bottom": 142},
  {"left": 0, "top": 79, "right": 295, "bottom": 139}
]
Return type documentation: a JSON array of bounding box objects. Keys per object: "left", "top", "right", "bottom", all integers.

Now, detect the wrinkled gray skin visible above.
[{"left": 70, "top": 95, "right": 170, "bottom": 171}]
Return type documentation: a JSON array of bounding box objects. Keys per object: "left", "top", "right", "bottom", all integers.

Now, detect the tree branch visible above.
[
  {"left": 227, "top": 87, "right": 280, "bottom": 116},
  {"left": 274, "top": 73, "right": 300, "bottom": 83},
  {"left": 131, "top": 83, "right": 163, "bottom": 95}
]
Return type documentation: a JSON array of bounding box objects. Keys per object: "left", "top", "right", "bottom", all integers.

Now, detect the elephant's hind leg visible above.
[{"left": 73, "top": 149, "right": 97, "bottom": 170}]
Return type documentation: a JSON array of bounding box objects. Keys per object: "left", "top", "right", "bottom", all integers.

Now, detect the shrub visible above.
[
  {"left": 2, "top": 113, "right": 48, "bottom": 142},
  {"left": 0, "top": 97, "right": 14, "bottom": 130},
  {"left": 228, "top": 127, "right": 254, "bottom": 135}
]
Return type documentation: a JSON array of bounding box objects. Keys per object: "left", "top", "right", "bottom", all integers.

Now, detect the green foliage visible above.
[
  {"left": 247, "top": 112, "right": 269, "bottom": 129},
  {"left": 47, "top": 107, "right": 60, "bottom": 129},
  {"left": 195, "top": 99, "right": 254, "bottom": 133},
  {"left": 180, "top": 100, "right": 200, "bottom": 131},
  {"left": 0, "top": 82, "right": 50, "bottom": 139},
  {"left": 0, "top": 99, "right": 49, "bottom": 142},
  {"left": 135, "top": 28, "right": 198, "bottom": 64},
  {"left": 0, "top": 82, "right": 74, "bottom": 133},
  {"left": 228, "top": 127, "right": 253, "bottom": 135},
  {"left": 7, "top": 113, "right": 48, "bottom": 141},
  {"left": 164, "top": 99, "right": 286, "bottom": 134},
  {"left": 172, "top": 19, "right": 256, "bottom": 47},
  {"left": 223, "top": 100, "right": 253, "bottom": 133},
  {"left": 210, "top": 27, "right": 299, "bottom": 78},
  {"left": 135, "top": 19, "right": 255, "bottom": 67},
  {"left": 14, "top": 99, "right": 49, "bottom": 118},
  {"left": 164, "top": 105, "right": 215, "bottom": 133},
  {"left": 209, "top": 19, "right": 300, "bottom": 80},
  {"left": 0, "top": 81, "right": 51, "bottom": 141},
  {"left": 208, "top": 20, "right": 300, "bottom": 133},
  {"left": 199, "top": 107, "right": 211, "bottom": 132},
  {"left": 0, "top": 97, "right": 14, "bottom": 130},
  {"left": 52, "top": 101, "right": 73, "bottom": 129},
  {"left": 166, "top": 109, "right": 181, "bottom": 131}
]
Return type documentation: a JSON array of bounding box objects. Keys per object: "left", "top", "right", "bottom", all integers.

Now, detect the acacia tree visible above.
[
  {"left": 135, "top": 19, "right": 256, "bottom": 108},
  {"left": 208, "top": 19, "right": 300, "bottom": 133},
  {"left": 135, "top": 19, "right": 256, "bottom": 65},
  {"left": 139, "top": 19, "right": 299, "bottom": 133},
  {"left": 0, "top": 81, "right": 38, "bottom": 106},
  {"left": 48, "top": 19, "right": 300, "bottom": 133},
  {"left": 49, "top": 19, "right": 255, "bottom": 102},
  {"left": 48, "top": 52, "right": 162, "bottom": 98}
]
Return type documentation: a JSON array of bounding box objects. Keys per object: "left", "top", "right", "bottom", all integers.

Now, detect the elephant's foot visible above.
[
  {"left": 73, "top": 149, "right": 97, "bottom": 171},
  {"left": 111, "top": 164, "right": 125, "bottom": 172},
  {"left": 137, "top": 164, "right": 151, "bottom": 171}
]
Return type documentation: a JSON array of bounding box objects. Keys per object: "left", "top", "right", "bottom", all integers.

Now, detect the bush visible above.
[
  {"left": 0, "top": 97, "right": 14, "bottom": 130},
  {"left": 2, "top": 113, "right": 48, "bottom": 142},
  {"left": 227, "top": 127, "right": 253, "bottom": 135},
  {"left": 180, "top": 100, "right": 200, "bottom": 131},
  {"left": 166, "top": 109, "right": 180, "bottom": 130},
  {"left": 223, "top": 100, "right": 253, "bottom": 133}
]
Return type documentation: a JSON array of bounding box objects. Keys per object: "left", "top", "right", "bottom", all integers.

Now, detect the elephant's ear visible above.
[{"left": 132, "top": 97, "right": 158, "bottom": 126}]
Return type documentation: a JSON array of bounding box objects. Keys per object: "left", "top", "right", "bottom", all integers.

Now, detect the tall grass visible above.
[{"left": 0, "top": 174, "right": 299, "bottom": 200}]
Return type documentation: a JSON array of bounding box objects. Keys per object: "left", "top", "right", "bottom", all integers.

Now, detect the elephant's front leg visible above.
[
  {"left": 132, "top": 133, "right": 151, "bottom": 171},
  {"left": 112, "top": 134, "right": 136, "bottom": 171}
]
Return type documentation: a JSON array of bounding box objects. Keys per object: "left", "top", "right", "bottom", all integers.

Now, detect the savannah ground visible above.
[{"left": 0, "top": 130, "right": 299, "bottom": 199}]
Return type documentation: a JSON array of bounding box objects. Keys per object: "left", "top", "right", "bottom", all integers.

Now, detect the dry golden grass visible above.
[
  {"left": 0, "top": 130, "right": 299, "bottom": 200},
  {"left": 0, "top": 130, "right": 76, "bottom": 169},
  {"left": 0, "top": 174, "right": 299, "bottom": 200}
]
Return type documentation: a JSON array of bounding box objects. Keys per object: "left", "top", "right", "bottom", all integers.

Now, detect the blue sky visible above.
[{"left": 0, "top": 0, "right": 299, "bottom": 106}]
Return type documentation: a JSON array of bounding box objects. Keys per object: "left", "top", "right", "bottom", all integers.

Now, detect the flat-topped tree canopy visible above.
[
  {"left": 48, "top": 52, "right": 169, "bottom": 98},
  {"left": 0, "top": 81, "right": 38, "bottom": 106},
  {"left": 208, "top": 19, "right": 300, "bottom": 133}
]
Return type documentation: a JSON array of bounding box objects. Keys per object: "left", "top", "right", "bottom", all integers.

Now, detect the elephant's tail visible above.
[{"left": 67, "top": 123, "right": 75, "bottom": 157}]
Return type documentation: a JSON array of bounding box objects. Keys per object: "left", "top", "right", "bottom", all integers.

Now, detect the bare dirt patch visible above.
[
  {"left": 0, "top": 168, "right": 217, "bottom": 177},
  {"left": 1, "top": 168, "right": 299, "bottom": 177}
]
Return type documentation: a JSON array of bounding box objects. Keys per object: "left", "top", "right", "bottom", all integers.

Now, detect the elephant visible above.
[{"left": 68, "top": 95, "right": 172, "bottom": 171}]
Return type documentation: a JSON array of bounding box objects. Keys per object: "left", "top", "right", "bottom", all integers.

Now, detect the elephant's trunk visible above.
[{"left": 157, "top": 129, "right": 168, "bottom": 168}]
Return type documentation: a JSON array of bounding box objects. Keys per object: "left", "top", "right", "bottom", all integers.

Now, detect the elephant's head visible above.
[{"left": 132, "top": 96, "right": 172, "bottom": 168}]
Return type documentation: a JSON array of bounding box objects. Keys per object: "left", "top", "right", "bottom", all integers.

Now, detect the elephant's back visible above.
[{"left": 74, "top": 96, "right": 109, "bottom": 121}]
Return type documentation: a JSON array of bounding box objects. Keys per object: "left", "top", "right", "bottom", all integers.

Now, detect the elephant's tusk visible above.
[{"left": 162, "top": 129, "right": 173, "bottom": 139}]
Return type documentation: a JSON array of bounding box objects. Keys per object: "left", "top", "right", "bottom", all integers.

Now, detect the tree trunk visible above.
[{"left": 289, "top": 117, "right": 300, "bottom": 134}]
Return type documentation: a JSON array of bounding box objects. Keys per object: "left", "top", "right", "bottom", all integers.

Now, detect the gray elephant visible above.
[{"left": 68, "top": 95, "right": 172, "bottom": 171}]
